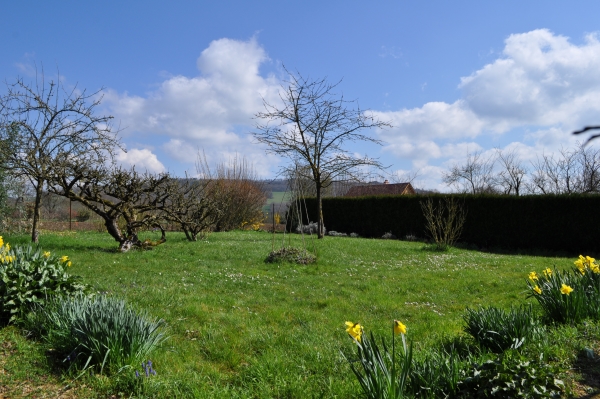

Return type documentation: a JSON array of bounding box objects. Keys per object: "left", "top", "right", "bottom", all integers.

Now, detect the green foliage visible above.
[
  {"left": 457, "top": 351, "right": 564, "bottom": 398},
  {"left": 0, "top": 241, "right": 88, "bottom": 324},
  {"left": 407, "top": 344, "right": 466, "bottom": 398},
  {"left": 265, "top": 246, "right": 316, "bottom": 264},
  {"left": 25, "top": 294, "right": 167, "bottom": 375},
  {"left": 342, "top": 323, "right": 413, "bottom": 399},
  {"left": 526, "top": 263, "right": 599, "bottom": 324},
  {"left": 463, "top": 305, "right": 543, "bottom": 353},
  {"left": 301, "top": 194, "right": 600, "bottom": 252}
]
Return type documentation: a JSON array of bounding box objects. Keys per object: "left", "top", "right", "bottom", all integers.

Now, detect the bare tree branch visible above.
[
  {"left": 0, "top": 68, "right": 121, "bottom": 242},
  {"left": 253, "top": 68, "right": 391, "bottom": 238}
]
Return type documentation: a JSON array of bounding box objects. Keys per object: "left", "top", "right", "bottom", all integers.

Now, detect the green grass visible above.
[
  {"left": 262, "top": 191, "right": 291, "bottom": 214},
  {"left": 0, "top": 230, "right": 585, "bottom": 397}
]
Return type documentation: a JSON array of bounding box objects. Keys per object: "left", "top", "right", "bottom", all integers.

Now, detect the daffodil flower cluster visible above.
[
  {"left": 343, "top": 319, "right": 412, "bottom": 398},
  {"left": 0, "top": 236, "right": 15, "bottom": 264},
  {"left": 574, "top": 255, "right": 600, "bottom": 275},
  {"left": 527, "top": 255, "right": 600, "bottom": 324},
  {"left": 0, "top": 241, "right": 87, "bottom": 323}
]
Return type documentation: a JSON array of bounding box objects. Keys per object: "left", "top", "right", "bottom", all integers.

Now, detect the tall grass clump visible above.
[
  {"left": 26, "top": 294, "right": 167, "bottom": 374},
  {"left": 527, "top": 256, "right": 600, "bottom": 324},
  {"left": 0, "top": 237, "right": 88, "bottom": 324},
  {"left": 463, "top": 305, "right": 543, "bottom": 353}
]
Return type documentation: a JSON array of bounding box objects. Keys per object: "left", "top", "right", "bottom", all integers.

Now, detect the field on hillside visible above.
[
  {"left": 262, "top": 191, "right": 291, "bottom": 215},
  {"left": 0, "top": 230, "right": 592, "bottom": 398}
]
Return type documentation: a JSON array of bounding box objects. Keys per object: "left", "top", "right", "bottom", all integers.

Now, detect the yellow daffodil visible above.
[
  {"left": 560, "top": 284, "right": 573, "bottom": 295},
  {"left": 586, "top": 256, "right": 595, "bottom": 266},
  {"left": 591, "top": 263, "right": 600, "bottom": 274},
  {"left": 345, "top": 321, "right": 363, "bottom": 342},
  {"left": 533, "top": 285, "right": 542, "bottom": 295},
  {"left": 0, "top": 236, "right": 3, "bottom": 247},
  {"left": 543, "top": 268, "right": 553, "bottom": 277},
  {"left": 60, "top": 255, "right": 69, "bottom": 263},
  {"left": 528, "top": 271, "right": 538, "bottom": 281},
  {"left": 66, "top": 261, "right": 72, "bottom": 267},
  {"left": 43, "top": 251, "right": 51, "bottom": 258},
  {"left": 5, "top": 243, "right": 9, "bottom": 251},
  {"left": 394, "top": 320, "right": 407, "bottom": 335},
  {"left": 575, "top": 260, "right": 586, "bottom": 275}
]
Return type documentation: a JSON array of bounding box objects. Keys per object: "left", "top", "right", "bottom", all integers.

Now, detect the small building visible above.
[{"left": 344, "top": 181, "right": 416, "bottom": 197}]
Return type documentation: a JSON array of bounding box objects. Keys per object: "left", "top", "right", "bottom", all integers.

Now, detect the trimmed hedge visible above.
[{"left": 297, "top": 194, "right": 600, "bottom": 252}]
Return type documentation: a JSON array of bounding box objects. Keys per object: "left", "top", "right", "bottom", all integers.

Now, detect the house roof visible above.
[{"left": 345, "top": 182, "right": 416, "bottom": 197}]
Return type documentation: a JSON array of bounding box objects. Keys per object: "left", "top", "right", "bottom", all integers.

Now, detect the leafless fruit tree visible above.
[
  {"left": 50, "top": 164, "right": 173, "bottom": 251},
  {"left": 0, "top": 71, "right": 120, "bottom": 243},
  {"left": 162, "top": 175, "right": 220, "bottom": 241},
  {"left": 254, "top": 70, "right": 390, "bottom": 238}
]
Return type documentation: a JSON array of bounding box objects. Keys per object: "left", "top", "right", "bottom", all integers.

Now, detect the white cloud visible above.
[
  {"left": 104, "top": 37, "right": 281, "bottom": 176},
  {"left": 376, "top": 29, "right": 600, "bottom": 175},
  {"left": 115, "top": 148, "right": 166, "bottom": 174}
]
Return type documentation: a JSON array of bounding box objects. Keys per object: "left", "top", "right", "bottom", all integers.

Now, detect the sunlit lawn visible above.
[{"left": 0, "top": 230, "right": 576, "bottom": 398}]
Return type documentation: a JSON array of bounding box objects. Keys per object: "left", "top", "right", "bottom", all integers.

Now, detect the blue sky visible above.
[{"left": 3, "top": 1, "right": 600, "bottom": 190}]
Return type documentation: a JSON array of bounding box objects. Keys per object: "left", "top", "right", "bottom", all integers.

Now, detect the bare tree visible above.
[
  {"left": 528, "top": 144, "right": 600, "bottom": 194},
  {"left": 495, "top": 149, "right": 527, "bottom": 195},
  {"left": 50, "top": 163, "right": 172, "bottom": 251},
  {"left": 162, "top": 175, "right": 220, "bottom": 241},
  {"left": 254, "top": 70, "right": 390, "bottom": 238},
  {"left": 443, "top": 151, "right": 496, "bottom": 194},
  {"left": 0, "top": 71, "right": 120, "bottom": 243}
]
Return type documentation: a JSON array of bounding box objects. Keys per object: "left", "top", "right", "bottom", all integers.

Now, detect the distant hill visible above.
[{"left": 261, "top": 179, "right": 290, "bottom": 194}]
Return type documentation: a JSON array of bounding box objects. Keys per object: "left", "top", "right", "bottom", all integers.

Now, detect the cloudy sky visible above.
[{"left": 2, "top": 1, "right": 600, "bottom": 191}]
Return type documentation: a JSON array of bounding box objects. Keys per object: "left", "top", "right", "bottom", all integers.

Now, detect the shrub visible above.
[
  {"left": 463, "top": 305, "right": 543, "bottom": 353},
  {"left": 75, "top": 209, "right": 91, "bottom": 222},
  {"left": 420, "top": 196, "right": 466, "bottom": 251},
  {"left": 382, "top": 232, "right": 397, "bottom": 239},
  {"left": 199, "top": 154, "right": 267, "bottom": 232},
  {"left": 350, "top": 232, "right": 360, "bottom": 238},
  {"left": 26, "top": 294, "right": 167, "bottom": 374},
  {"left": 0, "top": 238, "right": 89, "bottom": 324},
  {"left": 265, "top": 246, "right": 316, "bottom": 265}
]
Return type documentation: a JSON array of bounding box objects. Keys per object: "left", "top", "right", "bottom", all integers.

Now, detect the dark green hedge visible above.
[{"left": 298, "top": 194, "right": 600, "bottom": 252}]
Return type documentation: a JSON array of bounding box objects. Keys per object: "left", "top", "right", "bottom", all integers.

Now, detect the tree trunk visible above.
[
  {"left": 31, "top": 178, "right": 44, "bottom": 243},
  {"left": 316, "top": 183, "right": 324, "bottom": 239},
  {"left": 104, "top": 217, "right": 125, "bottom": 243}
]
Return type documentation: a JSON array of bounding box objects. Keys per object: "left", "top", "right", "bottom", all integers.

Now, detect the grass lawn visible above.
[{"left": 0, "top": 230, "right": 593, "bottom": 397}]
